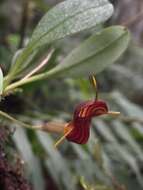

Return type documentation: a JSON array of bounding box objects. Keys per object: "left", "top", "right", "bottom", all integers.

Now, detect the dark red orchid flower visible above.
[
  {"left": 54, "top": 76, "right": 120, "bottom": 147},
  {"left": 64, "top": 100, "right": 109, "bottom": 144}
]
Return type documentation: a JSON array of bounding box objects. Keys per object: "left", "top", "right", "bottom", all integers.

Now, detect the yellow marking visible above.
[
  {"left": 81, "top": 107, "right": 88, "bottom": 117},
  {"left": 79, "top": 109, "right": 84, "bottom": 117}
]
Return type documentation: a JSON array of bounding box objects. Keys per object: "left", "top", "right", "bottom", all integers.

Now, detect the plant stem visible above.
[
  {"left": 0, "top": 110, "right": 66, "bottom": 135},
  {"left": 0, "top": 110, "right": 42, "bottom": 130},
  {"left": 3, "top": 68, "right": 57, "bottom": 95}
]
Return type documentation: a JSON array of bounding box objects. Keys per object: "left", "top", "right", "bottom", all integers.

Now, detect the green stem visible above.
[
  {"left": 3, "top": 68, "right": 58, "bottom": 95},
  {"left": 0, "top": 110, "right": 42, "bottom": 130}
]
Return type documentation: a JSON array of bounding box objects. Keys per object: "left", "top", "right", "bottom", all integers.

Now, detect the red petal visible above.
[
  {"left": 65, "top": 100, "right": 108, "bottom": 144},
  {"left": 74, "top": 100, "right": 108, "bottom": 118},
  {"left": 65, "top": 119, "right": 91, "bottom": 144}
]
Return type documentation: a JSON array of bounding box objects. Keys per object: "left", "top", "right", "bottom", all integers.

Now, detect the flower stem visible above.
[
  {"left": 89, "top": 75, "right": 98, "bottom": 100},
  {"left": 0, "top": 110, "right": 66, "bottom": 136},
  {"left": 0, "top": 110, "right": 42, "bottom": 130}
]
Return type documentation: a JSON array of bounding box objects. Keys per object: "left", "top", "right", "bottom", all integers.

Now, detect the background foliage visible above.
[{"left": 0, "top": 0, "right": 143, "bottom": 190}]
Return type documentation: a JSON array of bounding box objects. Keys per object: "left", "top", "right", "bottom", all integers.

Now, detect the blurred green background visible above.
[{"left": 0, "top": 0, "right": 143, "bottom": 190}]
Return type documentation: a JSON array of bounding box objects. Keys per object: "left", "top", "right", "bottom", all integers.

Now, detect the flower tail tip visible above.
[
  {"left": 54, "top": 128, "right": 73, "bottom": 148},
  {"left": 107, "top": 111, "right": 120, "bottom": 116}
]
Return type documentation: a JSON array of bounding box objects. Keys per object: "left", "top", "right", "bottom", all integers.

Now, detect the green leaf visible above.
[
  {"left": 31, "top": 0, "right": 114, "bottom": 49},
  {"left": 3, "top": 26, "right": 130, "bottom": 93},
  {"left": 0, "top": 67, "right": 3, "bottom": 95},
  {"left": 6, "top": 0, "right": 113, "bottom": 85},
  {"left": 43, "top": 25, "right": 130, "bottom": 77}
]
